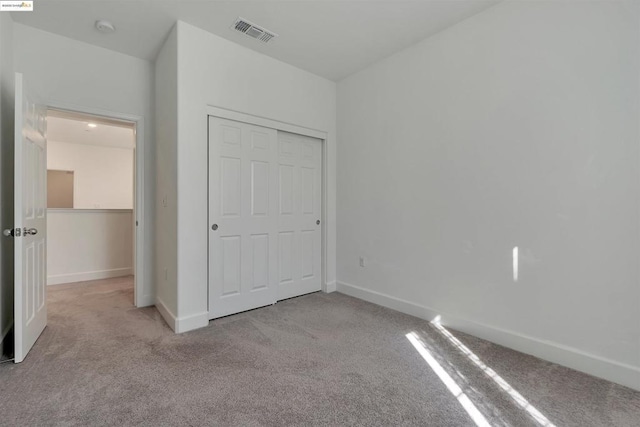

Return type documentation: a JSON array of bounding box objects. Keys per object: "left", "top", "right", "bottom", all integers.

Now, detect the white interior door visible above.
[
  {"left": 13, "top": 73, "right": 47, "bottom": 362},
  {"left": 276, "top": 131, "right": 322, "bottom": 300},
  {"left": 209, "top": 117, "right": 279, "bottom": 319}
]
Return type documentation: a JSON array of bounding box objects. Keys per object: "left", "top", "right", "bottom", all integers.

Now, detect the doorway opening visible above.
[{"left": 45, "top": 108, "right": 142, "bottom": 307}]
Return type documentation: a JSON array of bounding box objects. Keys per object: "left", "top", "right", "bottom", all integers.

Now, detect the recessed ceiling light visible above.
[
  {"left": 95, "top": 20, "right": 115, "bottom": 33},
  {"left": 87, "top": 123, "right": 97, "bottom": 128}
]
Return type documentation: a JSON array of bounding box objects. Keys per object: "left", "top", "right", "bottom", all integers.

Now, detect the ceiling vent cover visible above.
[{"left": 232, "top": 18, "right": 278, "bottom": 43}]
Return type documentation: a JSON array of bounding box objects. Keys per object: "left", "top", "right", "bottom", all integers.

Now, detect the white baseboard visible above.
[
  {"left": 323, "top": 280, "right": 337, "bottom": 293},
  {"left": 48, "top": 267, "right": 133, "bottom": 286},
  {"left": 337, "top": 281, "right": 640, "bottom": 391},
  {"left": 175, "top": 311, "right": 209, "bottom": 334},
  {"left": 154, "top": 297, "right": 208, "bottom": 334},
  {"left": 155, "top": 296, "right": 177, "bottom": 332}
]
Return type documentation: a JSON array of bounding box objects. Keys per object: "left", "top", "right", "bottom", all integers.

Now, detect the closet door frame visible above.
[{"left": 206, "top": 105, "right": 329, "bottom": 318}]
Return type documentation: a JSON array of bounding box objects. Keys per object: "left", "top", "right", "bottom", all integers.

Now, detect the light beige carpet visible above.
[{"left": 0, "top": 276, "right": 638, "bottom": 426}]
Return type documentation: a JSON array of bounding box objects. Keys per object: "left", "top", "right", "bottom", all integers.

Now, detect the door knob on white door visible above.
[
  {"left": 3, "top": 228, "right": 36, "bottom": 237},
  {"left": 211, "top": 224, "right": 218, "bottom": 231}
]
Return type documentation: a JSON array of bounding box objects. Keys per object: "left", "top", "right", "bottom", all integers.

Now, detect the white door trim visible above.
[
  {"left": 206, "top": 106, "right": 327, "bottom": 140},
  {"left": 206, "top": 105, "right": 331, "bottom": 301},
  {"left": 45, "top": 102, "right": 147, "bottom": 308}
]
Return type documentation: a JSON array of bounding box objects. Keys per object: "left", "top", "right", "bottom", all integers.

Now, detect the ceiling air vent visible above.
[{"left": 232, "top": 18, "right": 278, "bottom": 44}]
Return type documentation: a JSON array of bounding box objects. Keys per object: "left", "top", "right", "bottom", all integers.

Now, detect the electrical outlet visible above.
[{"left": 359, "top": 256, "right": 366, "bottom": 267}]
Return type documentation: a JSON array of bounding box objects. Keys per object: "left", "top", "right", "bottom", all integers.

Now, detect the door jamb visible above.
[
  {"left": 46, "top": 102, "right": 146, "bottom": 307},
  {"left": 206, "top": 105, "right": 330, "bottom": 316}
]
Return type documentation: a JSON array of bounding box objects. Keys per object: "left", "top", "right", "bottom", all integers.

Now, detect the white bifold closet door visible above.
[{"left": 208, "top": 117, "right": 322, "bottom": 320}]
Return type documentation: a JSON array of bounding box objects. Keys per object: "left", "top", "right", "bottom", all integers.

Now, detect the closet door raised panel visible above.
[
  {"left": 209, "top": 117, "right": 278, "bottom": 319},
  {"left": 277, "top": 132, "right": 322, "bottom": 300}
]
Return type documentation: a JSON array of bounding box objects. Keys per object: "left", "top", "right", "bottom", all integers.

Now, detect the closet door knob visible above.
[
  {"left": 23, "top": 228, "right": 38, "bottom": 236},
  {"left": 211, "top": 224, "right": 218, "bottom": 231}
]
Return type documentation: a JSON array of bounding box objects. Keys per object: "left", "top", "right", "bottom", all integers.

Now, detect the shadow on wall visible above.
[
  {"left": 0, "top": 84, "right": 14, "bottom": 360},
  {"left": 0, "top": 16, "right": 15, "bottom": 359},
  {"left": 0, "top": 327, "right": 13, "bottom": 361}
]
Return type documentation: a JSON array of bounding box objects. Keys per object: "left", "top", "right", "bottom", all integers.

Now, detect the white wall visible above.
[
  {"left": 47, "top": 210, "right": 133, "bottom": 285},
  {"left": 154, "top": 25, "right": 178, "bottom": 320},
  {"left": 337, "top": 0, "right": 640, "bottom": 390},
  {"left": 47, "top": 140, "right": 134, "bottom": 209},
  {"left": 154, "top": 21, "right": 337, "bottom": 332},
  {"left": 14, "top": 24, "right": 155, "bottom": 306},
  {"left": 0, "top": 12, "right": 14, "bottom": 348}
]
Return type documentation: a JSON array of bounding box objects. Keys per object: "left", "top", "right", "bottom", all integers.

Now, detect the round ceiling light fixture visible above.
[{"left": 95, "top": 20, "right": 116, "bottom": 33}]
